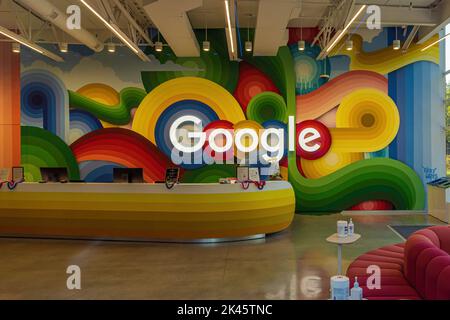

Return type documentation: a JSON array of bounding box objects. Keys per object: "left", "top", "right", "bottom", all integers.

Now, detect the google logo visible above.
[{"left": 169, "top": 116, "right": 332, "bottom": 165}]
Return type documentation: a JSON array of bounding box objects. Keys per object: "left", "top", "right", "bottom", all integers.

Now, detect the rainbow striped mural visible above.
[
  {"left": 21, "top": 70, "right": 69, "bottom": 142},
  {"left": 16, "top": 27, "right": 442, "bottom": 213}
]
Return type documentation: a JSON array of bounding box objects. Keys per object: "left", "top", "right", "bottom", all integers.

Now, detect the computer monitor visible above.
[
  {"left": 165, "top": 168, "right": 180, "bottom": 184},
  {"left": 40, "top": 167, "right": 69, "bottom": 183},
  {"left": 113, "top": 168, "right": 144, "bottom": 183}
]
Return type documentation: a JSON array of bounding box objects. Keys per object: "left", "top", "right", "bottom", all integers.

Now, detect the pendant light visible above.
[
  {"left": 155, "top": 29, "right": 163, "bottom": 52},
  {"left": 59, "top": 42, "right": 68, "bottom": 53},
  {"left": 203, "top": 13, "right": 210, "bottom": 52},
  {"left": 393, "top": 26, "right": 401, "bottom": 50},
  {"left": 107, "top": 33, "right": 115, "bottom": 53},
  {"left": 58, "top": 29, "right": 68, "bottom": 53},
  {"left": 12, "top": 42, "right": 20, "bottom": 53},
  {"left": 11, "top": 27, "right": 21, "bottom": 53},
  {"left": 393, "top": 1, "right": 401, "bottom": 50},
  {"left": 320, "top": 59, "right": 329, "bottom": 79},
  {"left": 245, "top": 14, "right": 253, "bottom": 52},
  {"left": 107, "top": 42, "right": 116, "bottom": 53},
  {"left": 298, "top": 18, "right": 305, "bottom": 51},
  {"left": 345, "top": 39, "right": 353, "bottom": 51}
]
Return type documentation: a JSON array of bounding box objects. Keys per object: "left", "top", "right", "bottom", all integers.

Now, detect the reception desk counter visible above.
[{"left": 0, "top": 182, "right": 295, "bottom": 241}]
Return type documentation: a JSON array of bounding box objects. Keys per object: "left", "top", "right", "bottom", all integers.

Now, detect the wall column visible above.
[{"left": 0, "top": 42, "right": 21, "bottom": 173}]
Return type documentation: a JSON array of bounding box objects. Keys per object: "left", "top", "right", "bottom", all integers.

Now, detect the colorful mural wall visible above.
[{"left": 16, "top": 28, "right": 444, "bottom": 213}]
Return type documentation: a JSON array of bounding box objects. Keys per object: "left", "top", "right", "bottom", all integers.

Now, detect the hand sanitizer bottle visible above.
[
  {"left": 348, "top": 218, "right": 354, "bottom": 236},
  {"left": 350, "top": 277, "right": 363, "bottom": 300}
]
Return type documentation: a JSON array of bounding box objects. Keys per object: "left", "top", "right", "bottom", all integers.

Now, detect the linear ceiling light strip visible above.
[
  {"left": 80, "top": 0, "right": 150, "bottom": 61},
  {"left": 0, "top": 25, "right": 63, "bottom": 62},
  {"left": 225, "top": 0, "right": 235, "bottom": 54},
  {"left": 421, "top": 32, "right": 450, "bottom": 51},
  {"left": 325, "top": 5, "right": 367, "bottom": 53}
]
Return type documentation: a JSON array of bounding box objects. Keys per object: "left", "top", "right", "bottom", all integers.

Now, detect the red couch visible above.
[{"left": 347, "top": 225, "right": 450, "bottom": 300}]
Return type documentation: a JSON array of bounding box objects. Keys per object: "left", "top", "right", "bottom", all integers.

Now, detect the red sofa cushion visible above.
[
  {"left": 425, "top": 255, "right": 450, "bottom": 300},
  {"left": 347, "top": 243, "right": 421, "bottom": 300},
  {"left": 404, "top": 226, "right": 450, "bottom": 300},
  {"left": 347, "top": 226, "right": 450, "bottom": 300}
]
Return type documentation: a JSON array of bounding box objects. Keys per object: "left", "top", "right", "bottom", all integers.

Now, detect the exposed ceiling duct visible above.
[
  {"left": 253, "top": 0, "right": 302, "bottom": 56},
  {"left": 144, "top": 0, "right": 202, "bottom": 57},
  {"left": 14, "top": 0, "right": 104, "bottom": 52}
]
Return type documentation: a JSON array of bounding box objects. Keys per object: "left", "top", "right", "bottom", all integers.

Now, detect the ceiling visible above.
[
  {"left": 0, "top": 0, "right": 442, "bottom": 31},
  {"left": 0, "top": 0, "right": 447, "bottom": 59}
]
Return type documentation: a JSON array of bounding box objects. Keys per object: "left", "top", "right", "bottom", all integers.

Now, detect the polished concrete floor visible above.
[{"left": 0, "top": 213, "right": 444, "bottom": 300}]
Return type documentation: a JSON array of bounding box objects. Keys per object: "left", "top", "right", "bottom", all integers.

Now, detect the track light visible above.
[
  {"left": 393, "top": 39, "right": 401, "bottom": 50},
  {"left": 107, "top": 42, "right": 116, "bottom": 53},
  {"left": 59, "top": 42, "right": 68, "bottom": 53},
  {"left": 155, "top": 41, "right": 163, "bottom": 52},
  {"left": 298, "top": 40, "right": 305, "bottom": 51},
  {"left": 345, "top": 40, "right": 353, "bottom": 51},
  {"left": 203, "top": 41, "right": 210, "bottom": 52},
  {"left": 12, "top": 43, "right": 20, "bottom": 53},
  {"left": 245, "top": 41, "right": 253, "bottom": 52}
]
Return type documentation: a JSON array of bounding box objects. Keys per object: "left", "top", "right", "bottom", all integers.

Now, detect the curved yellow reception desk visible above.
[{"left": 0, "top": 182, "right": 295, "bottom": 241}]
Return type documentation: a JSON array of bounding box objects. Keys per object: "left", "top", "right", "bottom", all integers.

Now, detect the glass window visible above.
[
  {"left": 446, "top": 24, "right": 450, "bottom": 82},
  {"left": 446, "top": 24, "right": 450, "bottom": 175}
]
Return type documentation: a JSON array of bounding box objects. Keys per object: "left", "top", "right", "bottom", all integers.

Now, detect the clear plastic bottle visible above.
[
  {"left": 348, "top": 218, "right": 354, "bottom": 236},
  {"left": 350, "top": 276, "right": 363, "bottom": 300}
]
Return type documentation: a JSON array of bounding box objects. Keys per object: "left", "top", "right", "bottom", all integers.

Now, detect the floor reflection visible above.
[{"left": 0, "top": 212, "right": 444, "bottom": 299}]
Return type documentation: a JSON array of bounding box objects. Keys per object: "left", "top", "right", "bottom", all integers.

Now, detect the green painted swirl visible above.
[
  {"left": 68, "top": 87, "right": 146, "bottom": 125},
  {"left": 21, "top": 126, "right": 80, "bottom": 182},
  {"left": 246, "top": 92, "right": 287, "bottom": 124}
]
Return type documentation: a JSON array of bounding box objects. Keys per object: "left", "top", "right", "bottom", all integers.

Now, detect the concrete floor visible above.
[{"left": 0, "top": 213, "right": 444, "bottom": 300}]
